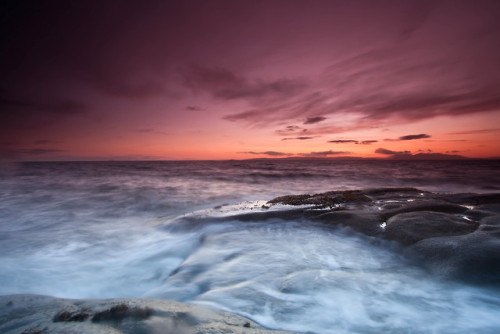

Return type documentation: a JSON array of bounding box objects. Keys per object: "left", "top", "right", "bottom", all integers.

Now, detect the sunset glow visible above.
[{"left": 1, "top": 0, "right": 499, "bottom": 160}]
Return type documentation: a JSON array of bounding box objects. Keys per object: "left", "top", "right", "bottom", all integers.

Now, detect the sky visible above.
[{"left": 1, "top": 0, "right": 500, "bottom": 160}]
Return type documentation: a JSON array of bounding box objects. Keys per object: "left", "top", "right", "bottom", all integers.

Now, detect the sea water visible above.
[{"left": 1, "top": 160, "right": 500, "bottom": 333}]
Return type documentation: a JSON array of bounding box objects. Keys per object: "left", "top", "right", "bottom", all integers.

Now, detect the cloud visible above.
[
  {"left": 304, "top": 116, "right": 327, "bottom": 125},
  {"left": 299, "top": 150, "right": 350, "bottom": 157},
  {"left": 34, "top": 140, "right": 63, "bottom": 145},
  {"left": 183, "top": 65, "right": 306, "bottom": 101},
  {"left": 399, "top": 134, "right": 431, "bottom": 140},
  {"left": 375, "top": 148, "right": 411, "bottom": 155},
  {"left": 240, "top": 151, "right": 292, "bottom": 157},
  {"left": 447, "top": 128, "right": 500, "bottom": 135},
  {"left": 328, "top": 139, "right": 378, "bottom": 144},
  {"left": 1, "top": 148, "right": 66, "bottom": 160},
  {"left": 186, "top": 106, "right": 204, "bottom": 111},
  {"left": 384, "top": 134, "right": 431, "bottom": 141},
  {"left": 0, "top": 97, "right": 87, "bottom": 115},
  {"left": 275, "top": 126, "right": 308, "bottom": 136},
  {"left": 328, "top": 140, "right": 359, "bottom": 144},
  {"left": 281, "top": 137, "right": 314, "bottom": 141}
]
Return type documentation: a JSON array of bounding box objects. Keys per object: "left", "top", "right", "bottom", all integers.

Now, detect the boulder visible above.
[
  {"left": 384, "top": 211, "right": 477, "bottom": 245},
  {"left": 0, "top": 294, "right": 295, "bottom": 334},
  {"left": 379, "top": 202, "right": 468, "bottom": 221},
  {"left": 407, "top": 230, "right": 500, "bottom": 285}
]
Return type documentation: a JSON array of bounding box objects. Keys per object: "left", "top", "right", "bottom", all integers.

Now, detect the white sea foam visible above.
[{"left": 1, "top": 161, "right": 500, "bottom": 333}]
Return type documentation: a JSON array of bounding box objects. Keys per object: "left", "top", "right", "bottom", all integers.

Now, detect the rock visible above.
[
  {"left": 268, "top": 190, "right": 371, "bottom": 208},
  {"left": 379, "top": 202, "right": 468, "bottom": 221},
  {"left": 312, "top": 211, "right": 382, "bottom": 236},
  {"left": 443, "top": 193, "right": 500, "bottom": 205},
  {"left": 384, "top": 211, "right": 477, "bottom": 245},
  {"left": 364, "top": 187, "right": 428, "bottom": 199},
  {"left": 407, "top": 230, "right": 500, "bottom": 285},
  {"left": 476, "top": 203, "right": 500, "bottom": 214},
  {"left": 0, "top": 295, "right": 295, "bottom": 334}
]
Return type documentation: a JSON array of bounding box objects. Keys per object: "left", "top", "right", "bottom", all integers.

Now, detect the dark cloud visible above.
[
  {"left": 241, "top": 151, "right": 291, "bottom": 157},
  {"left": 304, "top": 116, "right": 327, "bottom": 125},
  {"left": 275, "top": 126, "right": 308, "bottom": 136},
  {"left": 184, "top": 65, "right": 306, "bottom": 101},
  {"left": 328, "top": 139, "right": 378, "bottom": 145},
  {"left": 447, "top": 128, "right": 500, "bottom": 135},
  {"left": 135, "top": 128, "right": 168, "bottom": 135},
  {"left": 399, "top": 134, "right": 431, "bottom": 140},
  {"left": 1, "top": 148, "right": 66, "bottom": 160},
  {"left": 1, "top": 97, "right": 87, "bottom": 115},
  {"left": 375, "top": 148, "right": 411, "bottom": 155},
  {"left": 0, "top": 96, "right": 89, "bottom": 139},
  {"left": 186, "top": 106, "right": 204, "bottom": 111},
  {"left": 299, "top": 150, "right": 350, "bottom": 157},
  {"left": 281, "top": 137, "right": 314, "bottom": 141},
  {"left": 223, "top": 109, "right": 268, "bottom": 122},
  {"left": 34, "top": 140, "right": 63, "bottom": 145},
  {"left": 328, "top": 140, "right": 359, "bottom": 144}
]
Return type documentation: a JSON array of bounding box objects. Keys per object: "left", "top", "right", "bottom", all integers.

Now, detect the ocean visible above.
[{"left": 1, "top": 159, "right": 500, "bottom": 333}]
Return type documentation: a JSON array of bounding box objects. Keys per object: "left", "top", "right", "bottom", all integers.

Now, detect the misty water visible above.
[{"left": 1, "top": 160, "right": 500, "bottom": 333}]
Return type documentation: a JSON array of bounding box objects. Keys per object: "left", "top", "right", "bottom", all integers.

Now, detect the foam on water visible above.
[{"left": 1, "top": 161, "right": 500, "bottom": 333}]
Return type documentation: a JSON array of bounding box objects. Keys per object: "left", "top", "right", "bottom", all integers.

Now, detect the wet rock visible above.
[
  {"left": 463, "top": 209, "right": 495, "bottom": 221},
  {"left": 268, "top": 190, "right": 371, "bottom": 208},
  {"left": 91, "top": 304, "right": 153, "bottom": 322},
  {"left": 476, "top": 203, "right": 500, "bottom": 214},
  {"left": 443, "top": 193, "right": 500, "bottom": 206},
  {"left": 53, "top": 309, "right": 89, "bottom": 322},
  {"left": 312, "top": 211, "right": 382, "bottom": 236},
  {"left": 364, "top": 187, "right": 428, "bottom": 199},
  {"left": 379, "top": 202, "right": 468, "bottom": 221},
  {"left": 407, "top": 230, "right": 500, "bottom": 285},
  {"left": 0, "top": 295, "right": 294, "bottom": 334},
  {"left": 384, "top": 211, "right": 477, "bottom": 245}
]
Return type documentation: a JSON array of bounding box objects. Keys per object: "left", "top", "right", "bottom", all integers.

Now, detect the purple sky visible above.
[{"left": 1, "top": 0, "right": 500, "bottom": 160}]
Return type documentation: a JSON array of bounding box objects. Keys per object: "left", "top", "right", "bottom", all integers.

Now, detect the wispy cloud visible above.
[
  {"left": 240, "top": 151, "right": 292, "bottom": 157},
  {"left": 304, "top": 116, "right": 327, "bottom": 125},
  {"left": 447, "top": 128, "right": 500, "bottom": 135},
  {"left": 375, "top": 148, "right": 411, "bottom": 155},
  {"left": 299, "top": 150, "right": 350, "bottom": 157},
  {"left": 328, "top": 139, "right": 378, "bottom": 145},
  {"left": 328, "top": 140, "right": 358, "bottom": 144},
  {"left": 399, "top": 134, "right": 431, "bottom": 140},
  {"left": 183, "top": 64, "right": 307, "bottom": 102},
  {"left": 186, "top": 105, "right": 204, "bottom": 111},
  {"left": 281, "top": 137, "right": 314, "bottom": 141},
  {"left": 34, "top": 139, "right": 63, "bottom": 145}
]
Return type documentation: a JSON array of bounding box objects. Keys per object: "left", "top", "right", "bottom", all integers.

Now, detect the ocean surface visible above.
[{"left": 1, "top": 159, "right": 500, "bottom": 334}]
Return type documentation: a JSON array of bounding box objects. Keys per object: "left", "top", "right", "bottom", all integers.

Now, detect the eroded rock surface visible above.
[
  {"left": 384, "top": 211, "right": 477, "bottom": 245},
  {"left": 0, "top": 295, "right": 295, "bottom": 334},
  {"left": 265, "top": 188, "right": 500, "bottom": 285}
]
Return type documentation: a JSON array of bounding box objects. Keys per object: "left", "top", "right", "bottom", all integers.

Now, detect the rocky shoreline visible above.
[
  {"left": 1, "top": 188, "right": 499, "bottom": 334},
  {"left": 264, "top": 188, "right": 500, "bottom": 285},
  {"left": 0, "top": 294, "right": 295, "bottom": 334}
]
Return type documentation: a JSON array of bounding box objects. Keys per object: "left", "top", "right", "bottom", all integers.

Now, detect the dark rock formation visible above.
[
  {"left": 384, "top": 211, "right": 477, "bottom": 245},
  {"left": 265, "top": 188, "right": 500, "bottom": 285},
  {"left": 407, "top": 230, "right": 500, "bottom": 284},
  {"left": 378, "top": 202, "right": 468, "bottom": 221},
  {"left": 0, "top": 295, "right": 294, "bottom": 334}
]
